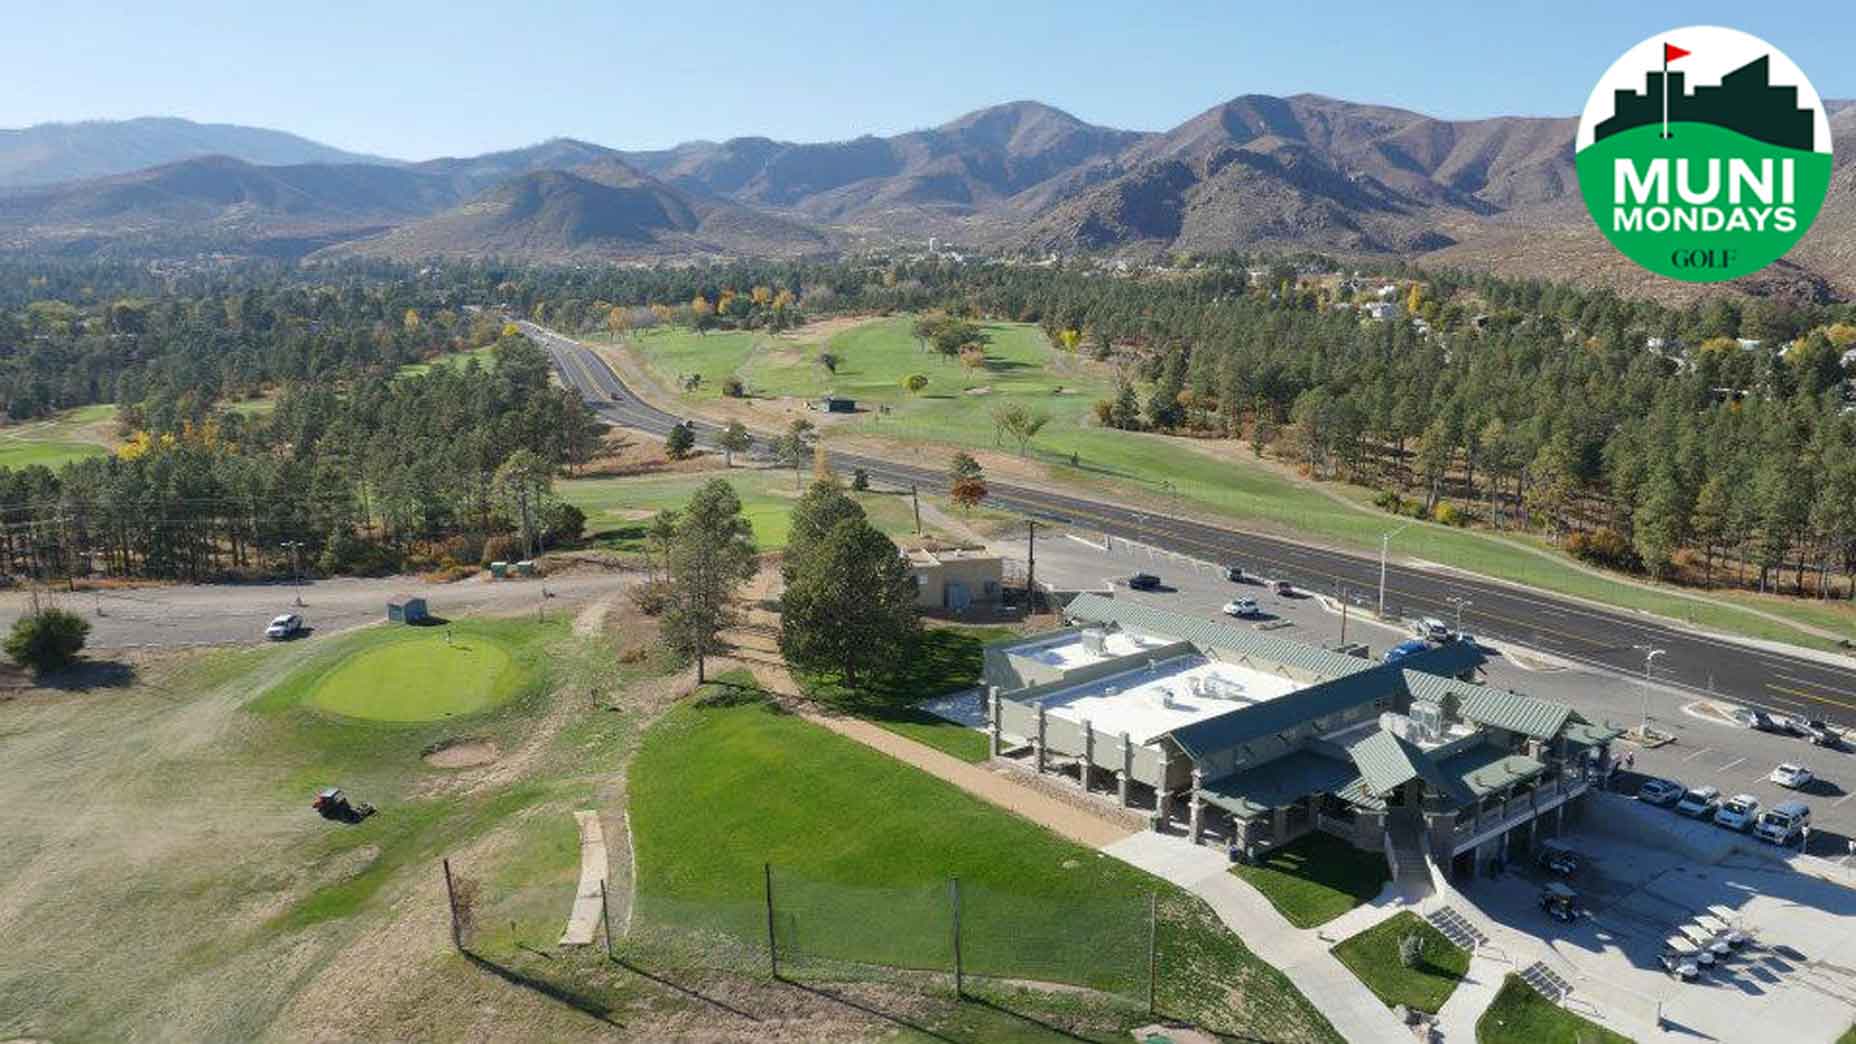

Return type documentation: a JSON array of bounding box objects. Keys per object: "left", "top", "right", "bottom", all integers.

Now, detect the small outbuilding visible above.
[
  {"left": 387, "top": 594, "right": 429, "bottom": 624},
  {"left": 815, "top": 394, "right": 856, "bottom": 413}
]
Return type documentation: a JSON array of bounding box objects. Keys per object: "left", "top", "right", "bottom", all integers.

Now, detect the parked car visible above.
[
  {"left": 1383, "top": 639, "right": 1431, "bottom": 664},
  {"left": 1269, "top": 579, "right": 1294, "bottom": 596},
  {"left": 1224, "top": 564, "right": 1247, "bottom": 582},
  {"left": 1638, "top": 778, "right": 1686, "bottom": 807},
  {"left": 1674, "top": 786, "right": 1721, "bottom": 818},
  {"left": 1800, "top": 720, "right": 1841, "bottom": 748},
  {"left": 1769, "top": 763, "right": 1814, "bottom": 789},
  {"left": 1735, "top": 708, "right": 1785, "bottom": 733},
  {"left": 1754, "top": 801, "right": 1811, "bottom": 845},
  {"left": 1415, "top": 617, "right": 1452, "bottom": 642},
  {"left": 1222, "top": 598, "right": 1261, "bottom": 618},
  {"left": 1127, "top": 572, "right": 1162, "bottom": 591},
  {"left": 1713, "top": 793, "right": 1761, "bottom": 832},
  {"left": 265, "top": 613, "right": 304, "bottom": 640}
]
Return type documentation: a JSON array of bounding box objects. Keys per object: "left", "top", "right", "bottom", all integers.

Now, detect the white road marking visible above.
[
  {"left": 1683, "top": 747, "right": 1715, "bottom": 762},
  {"left": 1832, "top": 793, "right": 1854, "bottom": 808},
  {"left": 1717, "top": 756, "right": 1747, "bottom": 773}
]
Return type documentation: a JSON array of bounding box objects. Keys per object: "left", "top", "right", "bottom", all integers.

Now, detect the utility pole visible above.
[
  {"left": 1339, "top": 585, "right": 1348, "bottom": 645},
  {"left": 282, "top": 540, "right": 305, "bottom": 605},
  {"left": 911, "top": 482, "right": 921, "bottom": 535},
  {"left": 1026, "top": 519, "right": 1038, "bottom": 615}
]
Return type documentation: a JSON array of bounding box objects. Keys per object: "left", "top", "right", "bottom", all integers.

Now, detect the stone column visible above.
[
  {"left": 1081, "top": 719, "right": 1095, "bottom": 794},
  {"left": 1189, "top": 768, "right": 1205, "bottom": 844},
  {"left": 1033, "top": 700, "right": 1047, "bottom": 774},
  {"left": 986, "top": 686, "right": 1002, "bottom": 757},
  {"left": 1119, "top": 732, "right": 1133, "bottom": 806},
  {"left": 1116, "top": 770, "right": 1130, "bottom": 807}
]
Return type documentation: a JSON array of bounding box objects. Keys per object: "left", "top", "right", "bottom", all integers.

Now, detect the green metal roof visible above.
[
  {"left": 1561, "top": 719, "right": 1624, "bottom": 748},
  {"left": 1456, "top": 687, "right": 1574, "bottom": 740},
  {"left": 1346, "top": 729, "right": 1460, "bottom": 800},
  {"left": 1196, "top": 749, "right": 1360, "bottom": 820},
  {"left": 1436, "top": 745, "right": 1546, "bottom": 799}
]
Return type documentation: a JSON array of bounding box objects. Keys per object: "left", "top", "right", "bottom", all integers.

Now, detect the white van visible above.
[{"left": 1754, "top": 801, "right": 1810, "bottom": 844}]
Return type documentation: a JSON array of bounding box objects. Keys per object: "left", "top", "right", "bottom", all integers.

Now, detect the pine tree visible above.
[
  {"left": 779, "top": 515, "right": 919, "bottom": 689},
  {"left": 663, "top": 479, "right": 758, "bottom": 683}
]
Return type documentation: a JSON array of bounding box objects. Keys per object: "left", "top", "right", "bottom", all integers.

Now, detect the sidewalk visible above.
[{"left": 1105, "top": 832, "right": 1416, "bottom": 1044}]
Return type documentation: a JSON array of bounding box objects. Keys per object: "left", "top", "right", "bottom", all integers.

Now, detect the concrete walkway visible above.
[
  {"left": 1104, "top": 832, "right": 1416, "bottom": 1044},
  {"left": 558, "top": 810, "right": 610, "bottom": 947},
  {"left": 1431, "top": 951, "right": 1506, "bottom": 1042}
]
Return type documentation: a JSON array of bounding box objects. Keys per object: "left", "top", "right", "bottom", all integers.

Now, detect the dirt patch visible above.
[
  {"left": 423, "top": 739, "right": 501, "bottom": 768},
  {"left": 774, "top": 313, "right": 882, "bottom": 342},
  {"left": 963, "top": 385, "right": 994, "bottom": 396}
]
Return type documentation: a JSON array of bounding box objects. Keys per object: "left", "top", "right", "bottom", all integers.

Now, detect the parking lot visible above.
[
  {"left": 1465, "top": 824, "right": 1856, "bottom": 1043},
  {"left": 997, "top": 532, "right": 1856, "bottom": 861}
]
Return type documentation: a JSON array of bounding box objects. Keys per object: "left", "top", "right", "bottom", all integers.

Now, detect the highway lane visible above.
[{"left": 523, "top": 321, "right": 1856, "bottom": 727}]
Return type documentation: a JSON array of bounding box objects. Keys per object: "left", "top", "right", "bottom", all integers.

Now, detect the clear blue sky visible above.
[{"left": 5, "top": 1, "right": 1850, "bottom": 160}]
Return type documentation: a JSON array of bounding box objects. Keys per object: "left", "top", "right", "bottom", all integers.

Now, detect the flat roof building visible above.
[{"left": 983, "top": 594, "right": 1621, "bottom": 883}]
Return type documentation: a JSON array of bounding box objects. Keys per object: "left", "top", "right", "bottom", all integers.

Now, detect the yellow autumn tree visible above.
[
  {"left": 690, "top": 294, "right": 713, "bottom": 318},
  {"left": 1057, "top": 328, "right": 1081, "bottom": 352},
  {"left": 1406, "top": 284, "right": 1425, "bottom": 314},
  {"left": 403, "top": 308, "right": 421, "bottom": 332},
  {"left": 751, "top": 285, "right": 773, "bottom": 306}
]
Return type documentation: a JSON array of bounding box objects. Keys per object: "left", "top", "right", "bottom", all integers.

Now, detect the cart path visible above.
[{"left": 559, "top": 810, "right": 609, "bottom": 947}]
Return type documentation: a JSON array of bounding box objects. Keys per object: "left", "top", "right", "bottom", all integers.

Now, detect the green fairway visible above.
[
  {"left": 560, "top": 468, "right": 939, "bottom": 552},
  {"left": 628, "top": 678, "right": 1340, "bottom": 1042},
  {"left": 395, "top": 343, "right": 498, "bottom": 378},
  {"left": 1232, "top": 831, "right": 1390, "bottom": 928},
  {"left": 0, "top": 403, "right": 115, "bottom": 470},
  {"left": 615, "top": 315, "right": 1854, "bottom": 651},
  {"left": 308, "top": 632, "right": 522, "bottom": 721},
  {"left": 1332, "top": 911, "right": 1468, "bottom": 1013},
  {"left": 607, "top": 327, "right": 764, "bottom": 399},
  {"left": 1476, "top": 974, "right": 1633, "bottom": 1044}
]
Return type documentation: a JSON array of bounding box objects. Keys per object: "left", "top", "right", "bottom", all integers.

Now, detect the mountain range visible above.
[{"left": 3, "top": 100, "right": 1854, "bottom": 299}]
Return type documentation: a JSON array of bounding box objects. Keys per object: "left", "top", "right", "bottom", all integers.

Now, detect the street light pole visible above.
[
  {"left": 1446, "top": 596, "right": 1472, "bottom": 635},
  {"left": 1634, "top": 645, "right": 1666, "bottom": 740},
  {"left": 1378, "top": 521, "right": 1414, "bottom": 619}
]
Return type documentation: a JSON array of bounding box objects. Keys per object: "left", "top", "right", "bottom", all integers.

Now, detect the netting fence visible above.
[{"left": 625, "top": 864, "right": 1157, "bottom": 1005}]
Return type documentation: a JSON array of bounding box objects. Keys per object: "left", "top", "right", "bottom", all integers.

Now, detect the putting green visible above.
[{"left": 309, "top": 634, "right": 520, "bottom": 722}]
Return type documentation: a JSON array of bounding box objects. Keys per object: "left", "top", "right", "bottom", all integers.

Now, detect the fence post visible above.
[
  {"left": 950, "top": 877, "right": 964, "bottom": 998},
  {"left": 763, "top": 862, "right": 779, "bottom": 979},
  {"left": 599, "top": 877, "right": 615, "bottom": 961},
  {"left": 442, "top": 858, "right": 462, "bottom": 952},
  {"left": 1147, "top": 892, "right": 1158, "bottom": 1017}
]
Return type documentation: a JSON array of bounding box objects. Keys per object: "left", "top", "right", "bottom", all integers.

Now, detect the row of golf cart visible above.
[{"left": 1659, "top": 905, "right": 1754, "bottom": 982}]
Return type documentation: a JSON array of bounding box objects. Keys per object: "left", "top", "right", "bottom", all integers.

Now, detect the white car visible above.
[
  {"left": 264, "top": 613, "right": 304, "bottom": 640},
  {"left": 1223, "top": 598, "right": 1261, "bottom": 618},
  {"left": 1674, "top": 786, "right": 1720, "bottom": 817},
  {"left": 1769, "top": 763, "right": 1814, "bottom": 789},
  {"left": 1415, "top": 617, "right": 1451, "bottom": 642},
  {"left": 1713, "top": 793, "right": 1761, "bottom": 832}
]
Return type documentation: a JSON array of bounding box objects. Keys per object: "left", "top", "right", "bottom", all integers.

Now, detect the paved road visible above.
[
  {"left": 525, "top": 322, "right": 1856, "bottom": 727},
  {"left": 0, "top": 570, "right": 632, "bottom": 649}
]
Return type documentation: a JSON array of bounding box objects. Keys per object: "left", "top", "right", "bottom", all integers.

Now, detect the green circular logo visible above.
[{"left": 1575, "top": 26, "right": 1833, "bottom": 282}]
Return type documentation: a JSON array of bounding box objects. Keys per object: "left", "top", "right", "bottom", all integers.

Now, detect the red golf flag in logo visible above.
[{"left": 1664, "top": 42, "right": 1690, "bottom": 63}]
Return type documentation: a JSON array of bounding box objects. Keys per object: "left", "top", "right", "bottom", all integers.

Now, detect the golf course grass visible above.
[
  {"left": 628, "top": 676, "right": 1341, "bottom": 1042},
  {"left": 560, "top": 468, "right": 943, "bottom": 552},
  {"left": 1231, "top": 830, "right": 1391, "bottom": 928},
  {"left": 611, "top": 315, "right": 1855, "bottom": 651},
  {"left": 0, "top": 403, "right": 115, "bottom": 470},
  {"left": 309, "top": 632, "right": 521, "bottom": 721},
  {"left": 1476, "top": 974, "right": 1632, "bottom": 1044},
  {"left": 1332, "top": 910, "right": 1469, "bottom": 1013}
]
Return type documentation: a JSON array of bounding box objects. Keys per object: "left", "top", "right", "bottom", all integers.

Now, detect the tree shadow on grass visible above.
[
  {"left": 463, "top": 951, "right": 622, "bottom": 1027},
  {"left": 37, "top": 658, "right": 138, "bottom": 691}
]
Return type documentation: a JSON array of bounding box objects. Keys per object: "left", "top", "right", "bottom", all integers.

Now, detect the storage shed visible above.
[{"left": 387, "top": 594, "right": 429, "bottom": 624}]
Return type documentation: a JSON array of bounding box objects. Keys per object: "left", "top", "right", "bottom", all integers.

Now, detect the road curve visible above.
[{"left": 523, "top": 322, "right": 1856, "bottom": 728}]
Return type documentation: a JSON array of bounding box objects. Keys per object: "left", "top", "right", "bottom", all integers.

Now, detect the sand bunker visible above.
[{"left": 422, "top": 739, "right": 500, "bottom": 768}]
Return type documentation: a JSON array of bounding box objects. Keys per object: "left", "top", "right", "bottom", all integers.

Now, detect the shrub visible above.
[
  {"left": 630, "top": 578, "right": 672, "bottom": 616},
  {"left": 5, "top": 608, "right": 92, "bottom": 674},
  {"left": 1092, "top": 399, "right": 1114, "bottom": 426},
  {"left": 850, "top": 468, "right": 870, "bottom": 491},
  {"left": 1373, "top": 490, "right": 1405, "bottom": 514},
  {"left": 665, "top": 423, "right": 696, "bottom": 459},
  {"left": 481, "top": 533, "right": 522, "bottom": 566},
  {"left": 1432, "top": 503, "right": 1464, "bottom": 526},
  {"left": 542, "top": 502, "right": 586, "bottom": 546},
  {"left": 1566, "top": 528, "right": 1641, "bottom": 572},
  {"left": 1398, "top": 932, "right": 1426, "bottom": 969},
  {"left": 722, "top": 376, "right": 746, "bottom": 398}
]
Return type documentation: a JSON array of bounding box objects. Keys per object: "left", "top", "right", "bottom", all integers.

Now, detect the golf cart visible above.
[
  {"left": 312, "top": 787, "right": 376, "bottom": 824},
  {"left": 1537, "top": 840, "right": 1581, "bottom": 876},
  {"left": 1659, "top": 948, "right": 1701, "bottom": 981},
  {"left": 1538, "top": 882, "right": 1579, "bottom": 922}
]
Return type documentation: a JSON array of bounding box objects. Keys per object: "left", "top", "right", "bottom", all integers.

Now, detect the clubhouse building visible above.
[{"left": 982, "top": 594, "right": 1621, "bottom": 880}]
